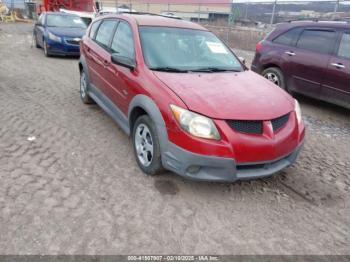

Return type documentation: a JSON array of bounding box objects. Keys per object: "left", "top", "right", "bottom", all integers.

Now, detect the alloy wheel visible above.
[
  {"left": 264, "top": 72, "right": 280, "bottom": 86},
  {"left": 135, "top": 123, "right": 154, "bottom": 167},
  {"left": 80, "top": 72, "right": 87, "bottom": 99}
]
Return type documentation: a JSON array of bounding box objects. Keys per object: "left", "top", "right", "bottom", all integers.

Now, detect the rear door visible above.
[
  {"left": 87, "top": 19, "right": 118, "bottom": 95},
  {"left": 322, "top": 31, "right": 350, "bottom": 108},
  {"left": 35, "top": 14, "right": 45, "bottom": 46},
  {"left": 286, "top": 28, "right": 336, "bottom": 99},
  {"left": 82, "top": 19, "right": 102, "bottom": 85},
  {"left": 104, "top": 20, "right": 136, "bottom": 114}
]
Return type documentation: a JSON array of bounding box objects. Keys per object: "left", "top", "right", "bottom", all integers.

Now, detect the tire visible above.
[
  {"left": 80, "top": 70, "right": 94, "bottom": 104},
  {"left": 34, "top": 34, "right": 40, "bottom": 48},
  {"left": 132, "top": 115, "right": 163, "bottom": 176},
  {"left": 262, "top": 67, "right": 286, "bottom": 90},
  {"left": 43, "top": 39, "right": 50, "bottom": 57}
]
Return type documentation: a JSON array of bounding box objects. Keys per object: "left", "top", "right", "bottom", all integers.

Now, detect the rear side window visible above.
[
  {"left": 296, "top": 29, "right": 335, "bottom": 54},
  {"left": 89, "top": 20, "right": 101, "bottom": 39},
  {"left": 95, "top": 20, "right": 118, "bottom": 49},
  {"left": 273, "top": 28, "right": 302, "bottom": 46},
  {"left": 338, "top": 33, "right": 350, "bottom": 59},
  {"left": 111, "top": 21, "right": 135, "bottom": 59}
]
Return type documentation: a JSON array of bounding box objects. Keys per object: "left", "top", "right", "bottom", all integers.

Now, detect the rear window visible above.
[
  {"left": 273, "top": 28, "right": 302, "bottom": 46},
  {"left": 296, "top": 29, "right": 336, "bottom": 54},
  {"left": 338, "top": 33, "right": 350, "bottom": 59}
]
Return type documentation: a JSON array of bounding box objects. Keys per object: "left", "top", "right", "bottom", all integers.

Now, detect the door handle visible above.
[
  {"left": 331, "top": 63, "right": 345, "bottom": 69},
  {"left": 285, "top": 51, "right": 296, "bottom": 56},
  {"left": 103, "top": 60, "right": 110, "bottom": 68}
]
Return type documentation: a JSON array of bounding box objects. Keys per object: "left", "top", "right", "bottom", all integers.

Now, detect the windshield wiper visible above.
[
  {"left": 189, "top": 67, "right": 241, "bottom": 73},
  {"left": 150, "top": 67, "right": 189, "bottom": 73}
]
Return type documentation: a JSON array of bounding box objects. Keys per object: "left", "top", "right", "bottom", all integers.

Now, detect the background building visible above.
[{"left": 101, "top": 0, "right": 232, "bottom": 21}]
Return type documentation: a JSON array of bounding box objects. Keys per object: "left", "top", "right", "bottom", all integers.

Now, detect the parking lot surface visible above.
[{"left": 0, "top": 23, "right": 350, "bottom": 255}]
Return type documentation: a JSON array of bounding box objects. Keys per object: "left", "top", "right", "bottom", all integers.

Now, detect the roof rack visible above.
[{"left": 117, "top": 11, "right": 182, "bottom": 20}]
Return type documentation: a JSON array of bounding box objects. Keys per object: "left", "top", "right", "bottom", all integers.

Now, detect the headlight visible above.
[
  {"left": 48, "top": 32, "right": 61, "bottom": 42},
  {"left": 294, "top": 99, "right": 302, "bottom": 125},
  {"left": 170, "top": 105, "right": 221, "bottom": 140}
]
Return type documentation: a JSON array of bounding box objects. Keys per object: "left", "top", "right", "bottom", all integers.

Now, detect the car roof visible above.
[
  {"left": 98, "top": 13, "right": 208, "bottom": 31},
  {"left": 277, "top": 20, "right": 350, "bottom": 30},
  {"left": 44, "top": 11, "right": 79, "bottom": 16}
]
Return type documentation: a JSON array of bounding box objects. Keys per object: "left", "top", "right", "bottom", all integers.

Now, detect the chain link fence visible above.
[{"left": 103, "top": 0, "right": 350, "bottom": 50}]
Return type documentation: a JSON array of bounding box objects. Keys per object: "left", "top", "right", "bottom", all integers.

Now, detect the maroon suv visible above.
[{"left": 251, "top": 21, "right": 350, "bottom": 109}]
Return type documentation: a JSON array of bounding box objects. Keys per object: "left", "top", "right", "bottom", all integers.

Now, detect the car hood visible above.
[
  {"left": 47, "top": 27, "right": 86, "bottom": 38},
  {"left": 153, "top": 70, "right": 295, "bottom": 120}
]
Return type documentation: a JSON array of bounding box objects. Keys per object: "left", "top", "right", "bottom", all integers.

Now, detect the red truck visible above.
[{"left": 37, "top": 0, "right": 99, "bottom": 24}]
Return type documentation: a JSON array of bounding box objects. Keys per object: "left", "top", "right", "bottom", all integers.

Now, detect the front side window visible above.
[
  {"left": 296, "top": 29, "right": 335, "bottom": 54},
  {"left": 111, "top": 21, "right": 135, "bottom": 59},
  {"left": 139, "top": 26, "right": 243, "bottom": 72},
  {"left": 95, "top": 20, "right": 118, "bottom": 48},
  {"left": 338, "top": 33, "right": 350, "bottom": 59},
  {"left": 46, "top": 15, "right": 87, "bottom": 29},
  {"left": 273, "top": 28, "right": 302, "bottom": 46}
]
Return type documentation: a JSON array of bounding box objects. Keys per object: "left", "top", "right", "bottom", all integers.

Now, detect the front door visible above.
[
  {"left": 322, "top": 31, "right": 350, "bottom": 108},
  {"left": 286, "top": 28, "right": 336, "bottom": 99}
]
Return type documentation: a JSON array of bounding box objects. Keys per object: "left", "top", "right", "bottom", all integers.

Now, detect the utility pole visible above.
[
  {"left": 270, "top": 0, "right": 277, "bottom": 25},
  {"left": 244, "top": 1, "right": 249, "bottom": 20},
  {"left": 198, "top": 4, "right": 201, "bottom": 23}
]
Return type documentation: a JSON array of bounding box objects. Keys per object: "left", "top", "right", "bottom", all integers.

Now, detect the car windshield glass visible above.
[
  {"left": 139, "top": 26, "right": 243, "bottom": 72},
  {"left": 46, "top": 15, "right": 87, "bottom": 28}
]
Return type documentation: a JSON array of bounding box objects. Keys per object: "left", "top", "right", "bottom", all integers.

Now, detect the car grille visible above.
[
  {"left": 271, "top": 113, "right": 290, "bottom": 132},
  {"left": 226, "top": 120, "right": 263, "bottom": 134},
  {"left": 65, "top": 38, "right": 81, "bottom": 45},
  {"left": 227, "top": 113, "right": 290, "bottom": 135}
]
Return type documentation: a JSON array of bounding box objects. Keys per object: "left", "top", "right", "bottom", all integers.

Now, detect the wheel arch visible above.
[
  {"left": 79, "top": 55, "right": 90, "bottom": 81},
  {"left": 262, "top": 63, "right": 282, "bottom": 71},
  {"left": 128, "top": 95, "right": 169, "bottom": 153}
]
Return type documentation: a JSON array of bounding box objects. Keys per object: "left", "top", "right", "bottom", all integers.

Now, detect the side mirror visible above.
[
  {"left": 111, "top": 54, "right": 135, "bottom": 70},
  {"left": 238, "top": 56, "right": 246, "bottom": 65},
  {"left": 35, "top": 22, "right": 41, "bottom": 26}
]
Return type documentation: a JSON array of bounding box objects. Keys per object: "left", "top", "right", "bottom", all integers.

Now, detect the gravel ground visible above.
[{"left": 0, "top": 23, "right": 349, "bottom": 255}]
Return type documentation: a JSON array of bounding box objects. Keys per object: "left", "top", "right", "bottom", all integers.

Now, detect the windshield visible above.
[
  {"left": 139, "top": 26, "right": 243, "bottom": 72},
  {"left": 46, "top": 15, "right": 87, "bottom": 28}
]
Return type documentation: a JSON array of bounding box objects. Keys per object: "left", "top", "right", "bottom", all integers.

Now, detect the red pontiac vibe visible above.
[{"left": 78, "top": 13, "right": 305, "bottom": 182}]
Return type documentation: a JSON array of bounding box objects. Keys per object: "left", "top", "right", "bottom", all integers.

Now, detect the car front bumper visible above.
[
  {"left": 46, "top": 40, "right": 80, "bottom": 56},
  {"left": 162, "top": 141, "right": 304, "bottom": 182}
]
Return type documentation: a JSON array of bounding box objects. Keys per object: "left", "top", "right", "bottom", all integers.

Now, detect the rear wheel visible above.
[
  {"left": 80, "top": 70, "right": 94, "bottom": 104},
  {"left": 262, "top": 67, "right": 286, "bottom": 90},
  {"left": 132, "top": 115, "right": 163, "bottom": 176}
]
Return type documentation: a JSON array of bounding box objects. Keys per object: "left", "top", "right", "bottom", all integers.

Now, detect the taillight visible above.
[{"left": 256, "top": 41, "right": 263, "bottom": 52}]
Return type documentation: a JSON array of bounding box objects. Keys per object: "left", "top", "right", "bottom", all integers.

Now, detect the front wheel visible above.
[
  {"left": 34, "top": 34, "right": 40, "bottom": 48},
  {"left": 262, "top": 67, "right": 286, "bottom": 90},
  {"left": 43, "top": 39, "right": 50, "bottom": 57},
  {"left": 132, "top": 115, "right": 163, "bottom": 176}
]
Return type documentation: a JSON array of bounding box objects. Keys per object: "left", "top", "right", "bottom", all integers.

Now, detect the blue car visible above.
[{"left": 33, "top": 12, "right": 87, "bottom": 57}]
